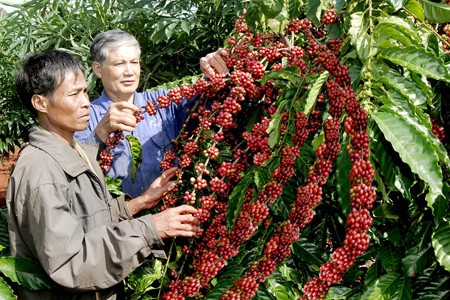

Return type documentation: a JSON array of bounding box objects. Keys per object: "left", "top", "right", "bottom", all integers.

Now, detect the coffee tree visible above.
[
  {"left": 0, "top": 0, "right": 449, "bottom": 299},
  {"left": 118, "top": 0, "right": 450, "bottom": 299}
]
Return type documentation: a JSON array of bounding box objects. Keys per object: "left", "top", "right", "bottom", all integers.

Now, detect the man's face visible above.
[
  {"left": 94, "top": 45, "right": 141, "bottom": 102},
  {"left": 41, "top": 70, "right": 90, "bottom": 141}
]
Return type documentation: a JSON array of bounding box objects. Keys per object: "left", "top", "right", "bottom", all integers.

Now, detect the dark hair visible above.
[
  {"left": 90, "top": 29, "right": 141, "bottom": 65},
  {"left": 15, "top": 49, "right": 84, "bottom": 116}
]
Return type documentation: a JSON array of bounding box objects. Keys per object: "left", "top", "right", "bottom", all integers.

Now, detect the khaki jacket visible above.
[{"left": 7, "top": 126, "right": 165, "bottom": 299}]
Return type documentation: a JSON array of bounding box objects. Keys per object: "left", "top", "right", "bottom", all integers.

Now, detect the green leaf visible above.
[
  {"left": 126, "top": 259, "right": 163, "bottom": 294},
  {"left": 376, "top": 72, "right": 428, "bottom": 106},
  {"left": 381, "top": 89, "right": 450, "bottom": 167},
  {"left": 359, "top": 273, "right": 402, "bottom": 300},
  {"left": 378, "top": 46, "right": 450, "bottom": 83},
  {"left": 260, "top": 0, "right": 284, "bottom": 18},
  {"left": 432, "top": 220, "right": 450, "bottom": 272},
  {"left": 0, "top": 257, "right": 53, "bottom": 290},
  {"left": 378, "top": 243, "right": 403, "bottom": 273},
  {"left": 304, "top": 71, "right": 329, "bottom": 115},
  {"left": 402, "top": 244, "right": 433, "bottom": 277},
  {"left": 392, "top": 277, "right": 412, "bottom": 300},
  {"left": 371, "top": 125, "right": 413, "bottom": 199},
  {"left": 180, "top": 20, "right": 190, "bottom": 34},
  {"left": 0, "top": 276, "right": 16, "bottom": 300},
  {"left": 336, "top": 137, "right": 352, "bottom": 216},
  {"left": 277, "top": 263, "right": 303, "bottom": 289},
  {"left": 164, "top": 22, "right": 178, "bottom": 40},
  {"left": 291, "top": 240, "right": 324, "bottom": 265},
  {"left": 105, "top": 176, "right": 124, "bottom": 196},
  {"left": 306, "top": 0, "right": 322, "bottom": 27},
  {"left": 268, "top": 113, "right": 282, "bottom": 148},
  {"left": 205, "top": 263, "right": 246, "bottom": 299},
  {"left": 261, "top": 67, "right": 302, "bottom": 86},
  {"left": 418, "top": 0, "right": 450, "bottom": 23},
  {"left": 325, "top": 286, "right": 354, "bottom": 299},
  {"left": 405, "top": 0, "right": 425, "bottom": 21},
  {"left": 226, "top": 168, "right": 256, "bottom": 229},
  {"left": 371, "top": 109, "right": 443, "bottom": 210},
  {"left": 386, "top": 0, "right": 406, "bottom": 11},
  {"left": 266, "top": 274, "right": 296, "bottom": 300},
  {"left": 374, "top": 16, "right": 422, "bottom": 46},
  {"left": 348, "top": 12, "right": 372, "bottom": 61},
  {"left": 125, "top": 135, "right": 142, "bottom": 181},
  {"left": 433, "top": 183, "right": 449, "bottom": 224},
  {"left": 372, "top": 203, "right": 400, "bottom": 220}
]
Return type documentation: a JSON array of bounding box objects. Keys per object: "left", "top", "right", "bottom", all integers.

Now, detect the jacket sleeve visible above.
[{"left": 15, "top": 183, "right": 165, "bottom": 291}]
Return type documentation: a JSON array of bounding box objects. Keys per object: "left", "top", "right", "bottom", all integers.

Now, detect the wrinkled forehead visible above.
[{"left": 105, "top": 40, "right": 141, "bottom": 59}]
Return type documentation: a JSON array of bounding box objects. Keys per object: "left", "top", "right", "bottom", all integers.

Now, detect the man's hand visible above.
[
  {"left": 200, "top": 48, "right": 229, "bottom": 79},
  {"left": 94, "top": 101, "right": 139, "bottom": 142},
  {"left": 127, "top": 167, "right": 178, "bottom": 215},
  {"left": 152, "top": 205, "right": 202, "bottom": 239}
]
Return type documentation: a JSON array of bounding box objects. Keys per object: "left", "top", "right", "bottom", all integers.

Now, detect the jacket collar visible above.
[{"left": 29, "top": 126, "right": 101, "bottom": 178}]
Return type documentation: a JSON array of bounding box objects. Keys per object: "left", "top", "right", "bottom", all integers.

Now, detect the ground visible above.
[{"left": 0, "top": 148, "right": 19, "bottom": 208}]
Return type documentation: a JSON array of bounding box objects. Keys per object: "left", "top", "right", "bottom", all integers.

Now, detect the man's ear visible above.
[
  {"left": 31, "top": 94, "right": 48, "bottom": 113},
  {"left": 92, "top": 62, "right": 102, "bottom": 78}
]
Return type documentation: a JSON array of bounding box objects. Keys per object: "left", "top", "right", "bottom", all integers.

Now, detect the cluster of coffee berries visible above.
[
  {"left": 430, "top": 116, "right": 446, "bottom": 143},
  {"left": 155, "top": 8, "right": 375, "bottom": 300}
]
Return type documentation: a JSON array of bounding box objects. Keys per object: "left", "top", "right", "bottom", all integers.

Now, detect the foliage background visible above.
[
  {"left": 0, "top": 0, "right": 450, "bottom": 299},
  {"left": 0, "top": 0, "right": 244, "bottom": 155}
]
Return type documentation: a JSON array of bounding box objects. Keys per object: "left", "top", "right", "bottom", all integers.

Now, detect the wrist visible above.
[
  {"left": 126, "top": 197, "right": 145, "bottom": 216},
  {"left": 94, "top": 126, "right": 110, "bottom": 144}
]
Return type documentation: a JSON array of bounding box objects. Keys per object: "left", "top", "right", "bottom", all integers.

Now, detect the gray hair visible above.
[{"left": 90, "top": 29, "right": 141, "bottom": 65}]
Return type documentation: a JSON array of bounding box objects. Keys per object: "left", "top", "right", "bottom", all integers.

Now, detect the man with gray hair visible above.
[{"left": 75, "top": 29, "right": 228, "bottom": 198}]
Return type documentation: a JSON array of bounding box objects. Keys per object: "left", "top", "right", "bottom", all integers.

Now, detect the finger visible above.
[
  {"left": 179, "top": 213, "right": 200, "bottom": 225},
  {"left": 176, "top": 223, "right": 203, "bottom": 235},
  {"left": 175, "top": 204, "right": 197, "bottom": 214},
  {"left": 217, "top": 48, "right": 229, "bottom": 57},
  {"left": 209, "top": 56, "right": 227, "bottom": 75},
  {"left": 110, "top": 114, "right": 137, "bottom": 132},
  {"left": 200, "top": 57, "right": 216, "bottom": 78},
  {"left": 161, "top": 167, "right": 178, "bottom": 179},
  {"left": 114, "top": 101, "right": 139, "bottom": 112}
]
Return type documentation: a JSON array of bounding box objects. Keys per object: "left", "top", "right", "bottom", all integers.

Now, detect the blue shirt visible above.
[{"left": 75, "top": 88, "right": 195, "bottom": 198}]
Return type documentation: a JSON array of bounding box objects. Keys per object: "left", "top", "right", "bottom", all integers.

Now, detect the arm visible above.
[
  {"left": 126, "top": 167, "right": 178, "bottom": 216},
  {"left": 17, "top": 184, "right": 160, "bottom": 290},
  {"left": 17, "top": 181, "right": 200, "bottom": 291}
]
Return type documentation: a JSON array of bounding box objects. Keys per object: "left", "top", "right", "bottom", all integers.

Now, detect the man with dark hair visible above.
[{"left": 8, "top": 49, "right": 201, "bottom": 299}]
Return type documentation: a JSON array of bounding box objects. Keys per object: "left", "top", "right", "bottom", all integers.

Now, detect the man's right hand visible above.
[
  {"left": 152, "top": 205, "right": 202, "bottom": 239},
  {"left": 94, "top": 101, "right": 139, "bottom": 142}
]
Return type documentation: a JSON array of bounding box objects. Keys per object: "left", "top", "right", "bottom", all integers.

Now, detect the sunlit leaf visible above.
[
  {"left": 226, "top": 168, "right": 256, "bottom": 229},
  {"left": 418, "top": 0, "right": 450, "bottom": 23},
  {"left": 405, "top": 0, "right": 425, "bottom": 21},
  {"left": 0, "top": 257, "right": 53, "bottom": 290},
  {"left": 379, "top": 46, "right": 450, "bottom": 83},
  {"left": 304, "top": 71, "right": 329, "bottom": 115},
  {"left": 0, "top": 276, "right": 16, "bottom": 300},
  {"left": 125, "top": 135, "right": 142, "bottom": 181},
  {"left": 432, "top": 220, "right": 450, "bottom": 272},
  {"left": 359, "top": 273, "right": 402, "bottom": 299},
  {"left": 371, "top": 108, "right": 443, "bottom": 210},
  {"left": 386, "top": 0, "right": 406, "bottom": 10}
]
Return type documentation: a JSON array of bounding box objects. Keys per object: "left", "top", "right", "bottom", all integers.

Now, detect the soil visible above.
[{"left": 0, "top": 148, "right": 20, "bottom": 208}]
